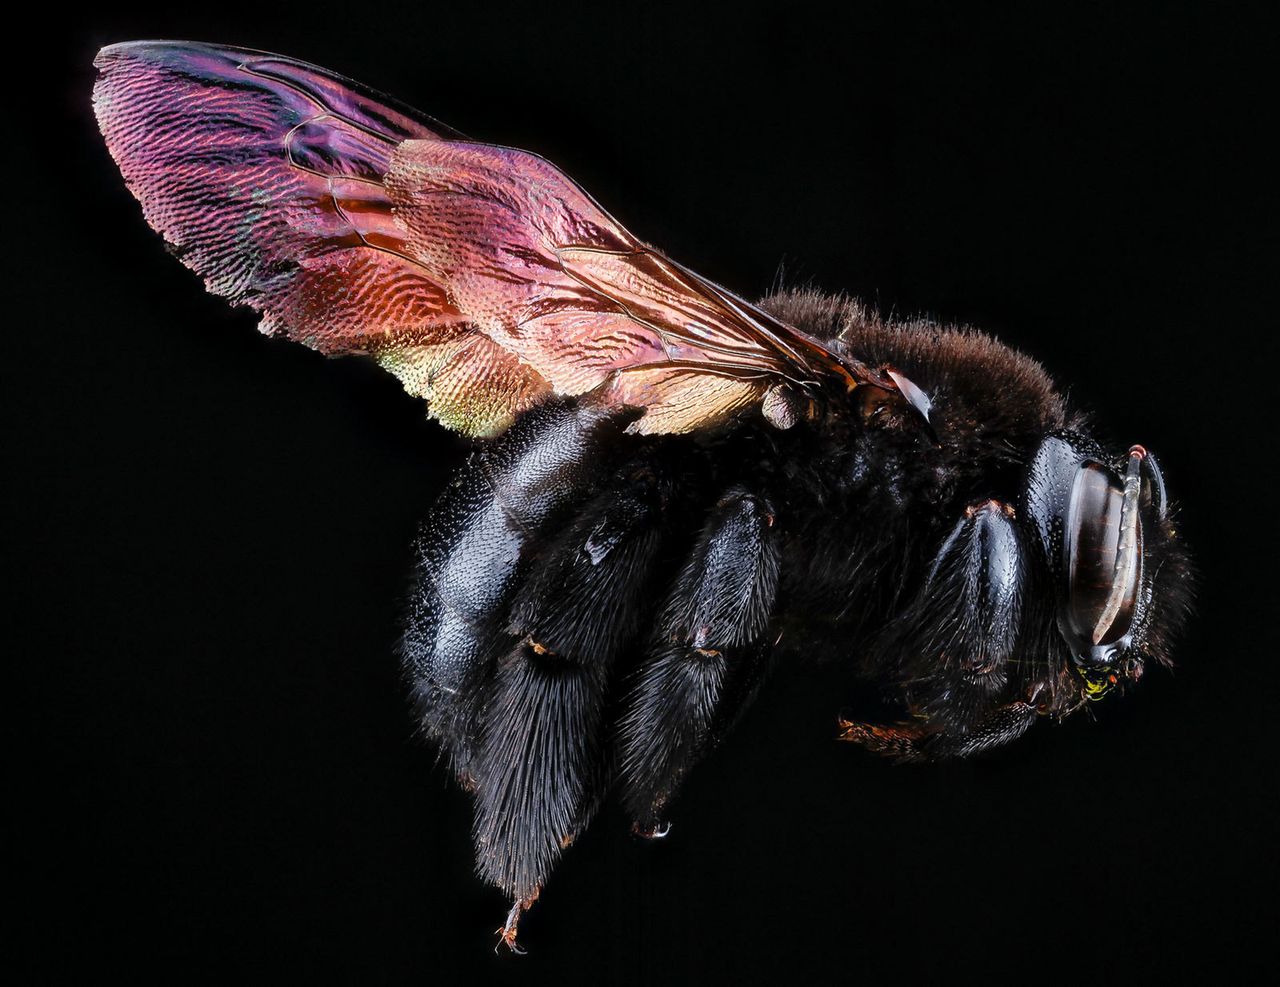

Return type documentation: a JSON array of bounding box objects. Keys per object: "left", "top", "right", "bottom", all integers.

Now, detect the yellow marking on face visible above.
[{"left": 1081, "top": 670, "right": 1117, "bottom": 701}]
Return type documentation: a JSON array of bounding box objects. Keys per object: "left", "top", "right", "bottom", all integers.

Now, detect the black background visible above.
[{"left": 12, "top": 2, "right": 1275, "bottom": 981}]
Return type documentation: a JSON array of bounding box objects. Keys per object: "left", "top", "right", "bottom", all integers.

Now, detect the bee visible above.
[{"left": 93, "top": 41, "right": 1193, "bottom": 952}]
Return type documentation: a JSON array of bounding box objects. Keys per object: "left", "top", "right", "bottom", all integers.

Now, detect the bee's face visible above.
[
  {"left": 844, "top": 419, "right": 1193, "bottom": 761},
  {"left": 1025, "top": 432, "right": 1186, "bottom": 701}
]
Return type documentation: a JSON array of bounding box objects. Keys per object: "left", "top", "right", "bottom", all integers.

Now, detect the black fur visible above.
[
  {"left": 618, "top": 488, "right": 781, "bottom": 830},
  {"left": 473, "top": 471, "right": 669, "bottom": 898},
  {"left": 400, "top": 402, "right": 628, "bottom": 784},
  {"left": 402, "top": 288, "right": 1194, "bottom": 925}
]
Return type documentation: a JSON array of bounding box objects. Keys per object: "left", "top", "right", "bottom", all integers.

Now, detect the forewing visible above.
[{"left": 95, "top": 41, "right": 871, "bottom": 436}]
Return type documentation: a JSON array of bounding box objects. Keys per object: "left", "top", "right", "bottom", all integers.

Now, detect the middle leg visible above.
[{"left": 617, "top": 487, "right": 782, "bottom": 833}]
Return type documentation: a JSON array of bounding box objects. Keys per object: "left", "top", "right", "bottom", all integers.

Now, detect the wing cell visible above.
[{"left": 94, "top": 41, "right": 878, "bottom": 436}]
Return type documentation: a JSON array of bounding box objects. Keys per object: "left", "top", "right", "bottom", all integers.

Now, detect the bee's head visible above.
[
  {"left": 843, "top": 428, "right": 1193, "bottom": 762},
  {"left": 1024, "top": 432, "right": 1193, "bottom": 702}
]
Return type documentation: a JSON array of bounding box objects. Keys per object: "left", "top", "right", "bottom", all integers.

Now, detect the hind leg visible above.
[
  {"left": 400, "top": 401, "right": 628, "bottom": 785},
  {"left": 617, "top": 488, "right": 781, "bottom": 833},
  {"left": 404, "top": 408, "right": 684, "bottom": 950},
  {"left": 473, "top": 464, "right": 671, "bottom": 939}
]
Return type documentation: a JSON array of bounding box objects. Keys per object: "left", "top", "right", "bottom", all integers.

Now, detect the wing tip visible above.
[
  {"left": 92, "top": 39, "right": 459, "bottom": 145},
  {"left": 93, "top": 41, "right": 225, "bottom": 132}
]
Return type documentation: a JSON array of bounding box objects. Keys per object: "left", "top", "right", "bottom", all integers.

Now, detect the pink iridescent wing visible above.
[{"left": 94, "top": 41, "right": 880, "bottom": 436}]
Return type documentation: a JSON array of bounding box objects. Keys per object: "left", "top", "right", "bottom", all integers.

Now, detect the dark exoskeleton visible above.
[{"left": 400, "top": 290, "right": 1194, "bottom": 950}]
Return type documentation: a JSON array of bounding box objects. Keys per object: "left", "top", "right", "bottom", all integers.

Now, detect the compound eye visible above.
[{"left": 1063, "top": 463, "right": 1142, "bottom": 649}]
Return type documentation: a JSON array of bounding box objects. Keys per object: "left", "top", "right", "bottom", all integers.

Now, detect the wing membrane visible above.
[{"left": 94, "top": 41, "right": 876, "bottom": 436}]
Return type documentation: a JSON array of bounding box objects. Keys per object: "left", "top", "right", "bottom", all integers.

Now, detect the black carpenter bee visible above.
[{"left": 93, "top": 41, "right": 1194, "bottom": 951}]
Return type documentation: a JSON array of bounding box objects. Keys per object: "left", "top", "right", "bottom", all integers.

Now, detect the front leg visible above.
[
  {"left": 839, "top": 698, "right": 1040, "bottom": 762},
  {"left": 855, "top": 498, "right": 1032, "bottom": 755}
]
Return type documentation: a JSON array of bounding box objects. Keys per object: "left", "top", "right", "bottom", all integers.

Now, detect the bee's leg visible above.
[
  {"left": 494, "top": 892, "right": 539, "bottom": 955},
  {"left": 473, "top": 463, "right": 670, "bottom": 943},
  {"left": 859, "top": 498, "right": 1030, "bottom": 746},
  {"left": 400, "top": 401, "right": 628, "bottom": 786},
  {"left": 914, "top": 498, "right": 1027, "bottom": 733},
  {"left": 839, "top": 697, "right": 1040, "bottom": 761},
  {"left": 617, "top": 488, "right": 781, "bottom": 833}
]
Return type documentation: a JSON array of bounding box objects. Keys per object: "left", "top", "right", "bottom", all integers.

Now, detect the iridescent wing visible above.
[{"left": 94, "top": 41, "right": 887, "bottom": 436}]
